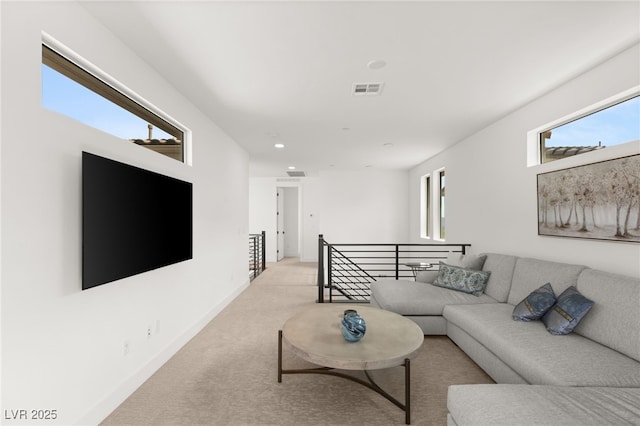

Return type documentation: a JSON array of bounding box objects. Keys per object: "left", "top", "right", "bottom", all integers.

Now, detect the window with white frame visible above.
[
  {"left": 438, "top": 169, "right": 446, "bottom": 240},
  {"left": 41, "top": 41, "right": 187, "bottom": 163},
  {"left": 530, "top": 89, "right": 639, "bottom": 166},
  {"left": 420, "top": 168, "right": 446, "bottom": 240},
  {"left": 421, "top": 174, "right": 431, "bottom": 238}
]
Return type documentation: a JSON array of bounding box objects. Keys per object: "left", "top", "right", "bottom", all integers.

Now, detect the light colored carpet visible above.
[
  {"left": 102, "top": 258, "right": 493, "bottom": 425},
  {"left": 256, "top": 257, "right": 318, "bottom": 286}
]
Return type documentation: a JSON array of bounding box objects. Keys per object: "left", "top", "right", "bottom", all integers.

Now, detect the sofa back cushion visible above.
[
  {"left": 480, "top": 253, "right": 518, "bottom": 303},
  {"left": 416, "top": 253, "right": 486, "bottom": 284},
  {"left": 507, "top": 257, "right": 587, "bottom": 306},
  {"left": 576, "top": 269, "right": 640, "bottom": 362}
]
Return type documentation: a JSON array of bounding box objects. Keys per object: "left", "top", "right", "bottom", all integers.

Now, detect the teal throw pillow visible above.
[
  {"left": 432, "top": 262, "right": 491, "bottom": 296},
  {"left": 542, "top": 286, "right": 594, "bottom": 335},
  {"left": 512, "top": 283, "right": 556, "bottom": 321}
]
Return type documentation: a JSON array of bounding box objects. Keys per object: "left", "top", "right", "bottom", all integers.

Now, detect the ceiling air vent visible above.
[
  {"left": 287, "top": 170, "right": 306, "bottom": 177},
  {"left": 352, "top": 82, "right": 384, "bottom": 96}
]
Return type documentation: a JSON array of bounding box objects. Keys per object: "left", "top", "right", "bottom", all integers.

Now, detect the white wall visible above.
[
  {"left": 249, "top": 170, "right": 409, "bottom": 262},
  {"left": 249, "top": 178, "right": 277, "bottom": 260},
  {"left": 301, "top": 178, "right": 321, "bottom": 262},
  {"left": 249, "top": 177, "right": 320, "bottom": 262},
  {"left": 318, "top": 170, "right": 409, "bottom": 243},
  {"left": 1, "top": 2, "right": 249, "bottom": 424},
  {"left": 409, "top": 43, "right": 640, "bottom": 278},
  {"left": 283, "top": 187, "right": 299, "bottom": 257}
]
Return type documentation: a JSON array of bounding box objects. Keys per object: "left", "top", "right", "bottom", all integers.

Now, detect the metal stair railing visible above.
[
  {"left": 249, "top": 231, "right": 266, "bottom": 281},
  {"left": 317, "top": 234, "right": 471, "bottom": 303},
  {"left": 326, "top": 244, "right": 376, "bottom": 302}
]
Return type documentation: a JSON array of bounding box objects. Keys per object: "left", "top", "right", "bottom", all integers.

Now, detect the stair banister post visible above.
[
  {"left": 317, "top": 234, "right": 325, "bottom": 303},
  {"left": 395, "top": 244, "right": 400, "bottom": 279},
  {"left": 328, "top": 244, "right": 334, "bottom": 303},
  {"left": 261, "top": 231, "right": 266, "bottom": 272}
]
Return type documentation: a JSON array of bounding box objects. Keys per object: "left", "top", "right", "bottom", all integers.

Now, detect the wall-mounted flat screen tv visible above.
[{"left": 82, "top": 152, "right": 193, "bottom": 290}]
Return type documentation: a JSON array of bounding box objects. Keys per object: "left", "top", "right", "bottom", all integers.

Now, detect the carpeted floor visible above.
[{"left": 102, "top": 258, "right": 493, "bottom": 425}]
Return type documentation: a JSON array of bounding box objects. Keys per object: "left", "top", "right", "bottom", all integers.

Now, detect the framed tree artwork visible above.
[{"left": 537, "top": 154, "right": 640, "bottom": 243}]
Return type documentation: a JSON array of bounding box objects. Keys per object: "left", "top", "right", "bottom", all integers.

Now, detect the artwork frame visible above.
[{"left": 537, "top": 154, "right": 640, "bottom": 243}]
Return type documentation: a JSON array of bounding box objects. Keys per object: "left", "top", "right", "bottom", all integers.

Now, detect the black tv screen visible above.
[{"left": 82, "top": 152, "right": 193, "bottom": 290}]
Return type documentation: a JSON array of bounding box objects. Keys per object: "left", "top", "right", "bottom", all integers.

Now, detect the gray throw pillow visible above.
[
  {"left": 512, "top": 283, "right": 556, "bottom": 321},
  {"left": 542, "top": 286, "right": 594, "bottom": 335},
  {"left": 432, "top": 262, "right": 491, "bottom": 296},
  {"left": 446, "top": 253, "right": 487, "bottom": 271}
]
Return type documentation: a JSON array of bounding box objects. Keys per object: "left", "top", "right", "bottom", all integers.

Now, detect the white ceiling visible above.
[{"left": 82, "top": 1, "right": 640, "bottom": 177}]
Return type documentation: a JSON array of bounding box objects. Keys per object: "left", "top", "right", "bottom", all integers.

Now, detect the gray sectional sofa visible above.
[{"left": 370, "top": 253, "right": 640, "bottom": 425}]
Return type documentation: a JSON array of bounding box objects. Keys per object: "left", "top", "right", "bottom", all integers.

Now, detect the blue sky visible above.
[
  {"left": 547, "top": 96, "right": 640, "bottom": 148},
  {"left": 41, "top": 64, "right": 173, "bottom": 140}
]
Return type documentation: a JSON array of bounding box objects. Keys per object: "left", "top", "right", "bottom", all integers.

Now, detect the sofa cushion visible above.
[
  {"left": 432, "top": 262, "right": 491, "bottom": 296},
  {"left": 447, "top": 384, "right": 640, "bottom": 426},
  {"left": 416, "top": 253, "right": 486, "bottom": 283},
  {"left": 512, "top": 282, "right": 556, "bottom": 321},
  {"left": 370, "top": 279, "right": 497, "bottom": 316},
  {"left": 446, "top": 253, "right": 487, "bottom": 270},
  {"left": 415, "top": 270, "right": 439, "bottom": 283},
  {"left": 479, "top": 253, "right": 517, "bottom": 303},
  {"left": 542, "top": 286, "right": 593, "bottom": 335},
  {"left": 576, "top": 269, "right": 640, "bottom": 362},
  {"left": 507, "top": 257, "right": 587, "bottom": 306},
  {"left": 443, "top": 303, "right": 640, "bottom": 387}
]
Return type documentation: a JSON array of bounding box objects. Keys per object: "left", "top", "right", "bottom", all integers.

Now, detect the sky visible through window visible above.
[
  {"left": 41, "top": 64, "right": 173, "bottom": 140},
  {"left": 546, "top": 96, "right": 640, "bottom": 148}
]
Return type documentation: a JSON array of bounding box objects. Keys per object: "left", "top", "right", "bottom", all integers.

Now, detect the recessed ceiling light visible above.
[
  {"left": 367, "top": 59, "right": 386, "bottom": 70},
  {"left": 274, "top": 143, "right": 285, "bottom": 148},
  {"left": 288, "top": 166, "right": 296, "bottom": 170},
  {"left": 383, "top": 142, "right": 394, "bottom": 147}
]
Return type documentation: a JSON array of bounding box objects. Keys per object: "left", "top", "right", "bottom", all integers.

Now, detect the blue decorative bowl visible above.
[{"left": 341, "top": 310, "right": 366, "bottom": 342}]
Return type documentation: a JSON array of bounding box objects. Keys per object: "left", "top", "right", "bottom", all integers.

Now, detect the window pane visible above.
[
  {"left": 439, "top": 170, "right": 445, "bottom": 239},
  {"left": 423, "top": 175, "right": 431, "bottom": 238},
  {"left": 42, "top": 45, "right": 184, "bottom": 162},
  {"left": 541, "top": 96, "right": 639, "bottom": 163}
]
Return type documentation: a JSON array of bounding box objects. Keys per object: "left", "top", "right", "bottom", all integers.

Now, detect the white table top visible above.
[
  {"left": 282, "top": 304, "right": 424, "bottom": 370},
  {"left": 404, "top": 262, "right": 433, "bottom": 269}
]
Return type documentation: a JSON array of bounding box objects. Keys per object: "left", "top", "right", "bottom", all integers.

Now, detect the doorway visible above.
[{"left": 276, "top": 187, "right": 300, "bottom": 261}]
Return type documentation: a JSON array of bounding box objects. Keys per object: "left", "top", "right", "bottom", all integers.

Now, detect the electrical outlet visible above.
[
  {"left": 146, "top": 325, "right": 152, "bottom": 339},
  {"left": 123, "top": 340, "right": 130, "bottom": 356}
]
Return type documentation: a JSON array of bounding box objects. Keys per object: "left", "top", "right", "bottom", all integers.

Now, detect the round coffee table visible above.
[{"left": 278, "top": 304, "right": 424, "bottom": 424}]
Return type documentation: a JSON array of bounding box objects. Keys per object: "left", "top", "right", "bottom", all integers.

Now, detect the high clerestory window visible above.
[
  {"left": 539, "top": 94, "right": 639, "bottom": 164},
  {"left": 42, "top": 43, "right": 186, "bottom": 162}
]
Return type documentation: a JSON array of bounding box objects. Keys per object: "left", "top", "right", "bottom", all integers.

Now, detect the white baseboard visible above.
[{"left": 76, "top": 280, "right": 251, "bottom": 425}]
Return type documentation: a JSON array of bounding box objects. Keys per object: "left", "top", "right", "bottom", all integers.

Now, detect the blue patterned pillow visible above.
[
  {"left": 512, "top": 283, "right": 556, "bottom": 321},
  {"left": 432, "top": 262, "right": 491, "bottom": 296},
  {"left": 542, "top": 286, "right": 594, "bottom": 335}
]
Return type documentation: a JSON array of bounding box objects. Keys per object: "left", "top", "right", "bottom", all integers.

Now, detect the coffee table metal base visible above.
[{"left": 278, "top": 330, "right": 412, "bottom": 424}]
